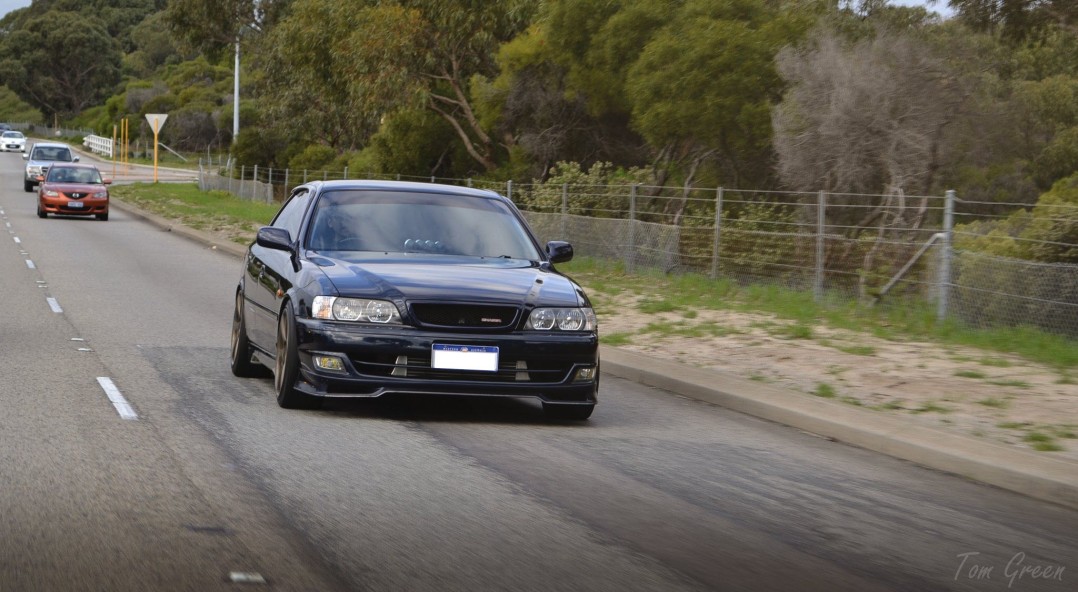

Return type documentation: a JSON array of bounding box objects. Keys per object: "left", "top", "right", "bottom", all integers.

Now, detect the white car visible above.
[{"left": 1, "top": 131, "right": 26, "bottom": 153}]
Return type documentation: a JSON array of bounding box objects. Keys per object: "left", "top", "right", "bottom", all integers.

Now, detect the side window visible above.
[{"left": 271, "top": 189, "right": 311, "bottom": 240}]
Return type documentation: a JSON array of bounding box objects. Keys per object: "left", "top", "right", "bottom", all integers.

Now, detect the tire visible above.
[
  {"left": 230, "top": 291, "right": 263, "bottom": 378},
  {"left": 37, "top": 203, "right": 46, "bottom": 218},
  {"left": 96, "top": 212, "right": 109, "bottom": 221},
  {"left": 543, "top": 403, "right": 595, "bottom": 421},
  {"left": 24, "top": 180, "right": 33, "bottom": 192},
  {"left": 274, "top": 304, "right": 320, "bottom": 409}
]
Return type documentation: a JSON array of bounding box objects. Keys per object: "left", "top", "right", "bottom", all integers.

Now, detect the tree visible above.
[
  {"left": 627, "top": 0, "right": 813, "bottom": 196},
  {"left": 164, "top": 0, "right": 291, "bottom": 59},
  {"left": 0, "top": 11, "right": 122, "bottom": 120},
  {"left": 773, "top": 25, "right": 976, "bottom": 197},
  {"left": 259, "top": 1, "right": 426, "bottom": 151},
  {"left": 950, "top": 0, "right": 1078, "bottom": 42}
]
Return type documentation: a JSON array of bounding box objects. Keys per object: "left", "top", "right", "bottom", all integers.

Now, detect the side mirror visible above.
[
  {"left": 256, "top": 226, "right": 294, "bottom": 252},
  {"left": 546, "top": 241, "right": 574, "bottom": 263},
  {"left": 22, "top": 153, "right": 28, "bottom": 160},
  {"left": 102, "top": 179, "right": 113, "bottom": 185},
  {"left": 35, "top": 175, "right": 44, "bottom": 182},
  {"left": 73, "top": 156, "right": 80, "bottom": 162}
]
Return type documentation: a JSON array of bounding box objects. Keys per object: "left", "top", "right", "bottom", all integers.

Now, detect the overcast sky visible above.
[{"left": 0, "top": 0, "right": 29, "bottom": 19}]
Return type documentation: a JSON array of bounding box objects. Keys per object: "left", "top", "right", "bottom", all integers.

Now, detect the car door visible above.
[{"left": 245, "top": 188, "right": 312, "bottom": 350}]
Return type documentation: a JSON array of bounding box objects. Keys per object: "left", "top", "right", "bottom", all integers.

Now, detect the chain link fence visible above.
[{"left": 197, "top": 164, "right": 1078, "bottom": 339}]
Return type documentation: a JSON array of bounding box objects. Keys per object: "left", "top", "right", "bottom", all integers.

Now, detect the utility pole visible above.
[{"left": 233, "top": 40, "right": 240, "bottom": 143}]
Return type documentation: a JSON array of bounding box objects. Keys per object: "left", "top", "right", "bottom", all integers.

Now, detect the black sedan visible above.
[{"left": 231, "top": 180, "right": 599, "bottom": 419}]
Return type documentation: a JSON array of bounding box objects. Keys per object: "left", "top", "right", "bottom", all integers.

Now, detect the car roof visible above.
[
  {"left": 32, "top": 142, "right": 73, "bottom": 149},
  {"left": 306, "top": 179, "right": 504, "bottom": 201},
  {"left": 47, "top": 162, "right": 97, "bottom": 170}
]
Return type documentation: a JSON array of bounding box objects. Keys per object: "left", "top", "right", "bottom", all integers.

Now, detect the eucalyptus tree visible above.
[{"left": 0, "top": 11, "right": 122, "bottom": 121}]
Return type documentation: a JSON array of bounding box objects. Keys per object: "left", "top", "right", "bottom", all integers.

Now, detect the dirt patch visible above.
[{"left": 592, "top": 290, "right": 1078, "bottom": 462}]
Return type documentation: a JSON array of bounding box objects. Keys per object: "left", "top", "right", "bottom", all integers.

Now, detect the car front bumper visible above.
[
  {"left": 291, "top": 318, "right": 599, "bottom": 403},
  {"left": 40, "top": 196, "right": 108, "bottom": 216}
]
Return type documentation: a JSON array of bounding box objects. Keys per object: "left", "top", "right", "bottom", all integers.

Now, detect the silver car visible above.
[{"left": 23, "top": 142, "right": 78, "bottom": 192}]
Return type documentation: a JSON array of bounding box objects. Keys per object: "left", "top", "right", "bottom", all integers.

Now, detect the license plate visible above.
[
  {"left": 432, "top": 344, "right": 499, "bottom": 372},
  {"left": 67, "top": 201, "right": 84, "bottom": 208}
]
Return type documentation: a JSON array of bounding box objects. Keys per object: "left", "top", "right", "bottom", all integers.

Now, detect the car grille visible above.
[
  {"left": 350, "top": 353, "right": 572, "bottom": 383},
  {"left": 410, "top": 304, "right": 520, "bottom": 331}
]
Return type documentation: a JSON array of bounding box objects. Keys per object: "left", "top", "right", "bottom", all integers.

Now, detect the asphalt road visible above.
[{"left": 1, "top": 152, "right": 1075, "bottom": 592}]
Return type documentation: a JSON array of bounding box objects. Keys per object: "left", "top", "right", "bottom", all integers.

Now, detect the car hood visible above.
[
  {"left": 41, "top": 182, "right": 106, "bottom": 193},
  {"left": 311, "top": 255, "right": 586, "bottom": 308}
]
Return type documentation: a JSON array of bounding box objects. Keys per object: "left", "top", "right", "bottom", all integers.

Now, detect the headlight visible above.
[
  {"left": 312, "top": 296, "right": 401, "bottom": 324},
  {"left": 525, "top": 307, "right": 597, "bottom": 331},
  {"left": 92, "top": 191, "right": 108, "bottom": 199},
  {"left": 43, "top": 190, "right": 59, "bottom": 198}
]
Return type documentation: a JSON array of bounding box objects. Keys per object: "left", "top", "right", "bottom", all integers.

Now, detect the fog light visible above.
[
  {"left": 313, "top": 355, "right": 346, "bottom": 372},
  {"left": 574, "top": 367, "right": 596, "bottom": 381}
]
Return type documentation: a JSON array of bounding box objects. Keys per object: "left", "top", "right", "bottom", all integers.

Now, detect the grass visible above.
[
  {"left": 558, "top": 258, "right": 1078, "bottom": 370},
  {"left": 110, "top": 182, "right": 277, "bottom": 246},
  {"left": 986, "top": 379, "right": 1031, "bottom": 388},
  {"left": 835, "top": 344, "right": 876, "bottom": 356},
  {"left": 1023, "top": 432, "right": 1063, "bottom": 452},
  {"left": 954, "top": 370, "right": 987, "bottom": 379},
  {"left": 911, "top": 401, "right": 953, "bottom": 414},
  {"left": 600, "top": 332, "right": 633, "bottom": 346},
  {"left": 976, "top": 397, "right": 1010, "bottom": 409},
  {"left": 812, "top": 383, "right": 836, "bottom": 398},
  {"left": 997, "top": 421, "right": 1032, "bottom": 430}
]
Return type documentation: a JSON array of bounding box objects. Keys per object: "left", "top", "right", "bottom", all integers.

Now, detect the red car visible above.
[{"left": 37, "top": 163, "right": 111, "bottom": 221}]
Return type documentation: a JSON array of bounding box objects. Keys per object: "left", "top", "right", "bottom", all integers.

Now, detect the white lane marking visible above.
[
  {"left": 96, "top": 377, "right": 139, "bottom": 420},
  {"left": 13, "top": 237, "right": 20, "bottom": 243},
  {"left": 229, "top": 572, "right": 266, "bottom": 584},
  {"left": 5, "top": 222, "right": 10, "bottom": 227},
  {"left": 46, "top": 297, "right": 62, "bottom": 313},
  {"left": 26, "top": 259, "right": 35, "bottom": 269}
]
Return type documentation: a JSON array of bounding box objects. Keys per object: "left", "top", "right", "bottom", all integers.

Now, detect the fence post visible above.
[
  {"left": 467, "top": 178, "right": 473, "bottom": 188},
  {"left": 507, "top": 180, "right": 513, "bottom": 202},
  {"left": 710, "top": 187, "right": 723, "bottom": 279},
  {"left": 303, "top": 170, "right": 308, "bottom": 183},
  {"left": 343, "top": 166, "right": 348, "bottom": 180},
  {"left": 561, "top": 183, "right": 569, "bottom": 239},
  {"left": 284, "top": 168, "right": 290, "bottom": 191},
  {"left": 627, "top": 184, "right": 637, "bottom": 274},
  {"left": 937, "top": 190, "right": 955, "bottom": 322},
  {"left": 241, "top": 165, "right": 247, "bottom": 199},
  {"left": 815, "top": 190, "right": 826, "bottom": 301}
]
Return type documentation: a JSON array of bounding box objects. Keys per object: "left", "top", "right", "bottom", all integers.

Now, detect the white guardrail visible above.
[{"left": 83, "top": 135, "right": 113, "bottom": 158}]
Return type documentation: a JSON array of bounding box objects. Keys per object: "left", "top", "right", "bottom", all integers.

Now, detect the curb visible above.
[
  {"left": 110, "top": 198, "right": 1078, "bottom": 512},
  {"left": 601, "top": 346, "right": 1078, "bottom": 511}
]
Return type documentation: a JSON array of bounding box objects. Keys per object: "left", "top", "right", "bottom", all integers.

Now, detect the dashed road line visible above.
[
  {"left": 96, "top": 377, "right": 139, "bottom": 420},
  {"left": 13, "top": 236, "right": 20, "bottom": 243},
  {"left": 46, "top": 297, "right": 62, "bottom": 313},
  {"left": 26, "top": 259, "right": 35, "bottom": 269}
]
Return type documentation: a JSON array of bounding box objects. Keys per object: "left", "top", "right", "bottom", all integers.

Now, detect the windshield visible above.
[
  {"left": 2, "top": 131, "right": 23, "bottom": 139},
  {"left": 47, "top": 167, "right": 102, "bottom": 184},
  {"left": 306, "top": 190, "right": 541, "bottom": 260},
  {"left": 32, "top": 146, "right": 73, "bottom": 161}
]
